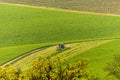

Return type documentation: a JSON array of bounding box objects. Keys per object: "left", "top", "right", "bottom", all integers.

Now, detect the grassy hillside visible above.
[
  {"left": 1, "top": 0, "right": 120, "bottom": 14},
  {"left": 12, "top": 40, "right": 120, "bottom": 78},
  {"left": 73, "top": 40, "right": 120, "bottom": 78},
  {"left": 1, "top": 4, "right": 120, "bottom": 65},
  {"left": 0, "top": 3, "right": 119, "bottom": 79},
  {"left": 1, "top": 4, "right": 120, "bottom": 48},
  {"left": 12, "top": 39, "right": 120, "bottom": 79}
]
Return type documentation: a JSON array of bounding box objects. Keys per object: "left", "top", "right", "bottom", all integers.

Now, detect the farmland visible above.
[
  {"left": 1, "top": 3, "right": 120, "bottom": 48},
  {"left": 0, "top": 3, "right": 120, "bottom": 65},
  {"left": 13, "top": 40, "right": 110, "bottom": 70},
  {"left": 1, "top": 0, "right": 120, "bottom": 15},
  {"left": 12, "top": 40, "right": 120, "bottom": 78},
  {"left": 12, "top": 40, "right": 111, "bottom": 78},
  {"left": 0, "top": 2, "right": 120, "bottom": 79}
]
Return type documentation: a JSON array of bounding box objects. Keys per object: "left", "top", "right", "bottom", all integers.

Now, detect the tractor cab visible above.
[{"left": 56, "top": 43, "right": 65, "bottom": 51}]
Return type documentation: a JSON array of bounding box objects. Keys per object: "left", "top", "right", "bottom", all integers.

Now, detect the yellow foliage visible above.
[{"left": 0, "top": 57, "right": 99, "bottom": 80}]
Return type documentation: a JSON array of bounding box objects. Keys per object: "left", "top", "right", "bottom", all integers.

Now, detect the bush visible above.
[
  {"left": 27, "top": 57, "right": 99, "bottom": 80},
  {"left": 0, "top": 57, "right": 100, "bottom": 80}
]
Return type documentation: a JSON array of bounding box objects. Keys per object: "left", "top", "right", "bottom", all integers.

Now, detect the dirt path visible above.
[{"left": 0, "top": 2, "right": 120, "bottom": 17}]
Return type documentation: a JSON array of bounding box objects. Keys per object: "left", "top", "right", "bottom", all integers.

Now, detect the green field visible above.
[
  {"left": 0, "top": 4, "right": 120, "bottom": 65},
  {"left": 0, "top": 3, "right": 120, "bottom": 63},
  {"left": 1, "top": 4, "right": 120, "bottom": 47},
  {"left": 0, "top": 4, "right": 119, "bottom": 47},
  {"left": 0, "top": 3, "right": 120, "bottom": 79}
]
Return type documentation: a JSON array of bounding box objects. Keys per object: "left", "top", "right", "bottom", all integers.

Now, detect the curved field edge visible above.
[
  {"left": 0, "top": 39, "right": 111, "bottom": 66},
  {"left": 1, "top": 0, "right": 120, "bottom": 15},
  {"left": 0, "top": 2, "right": 120, "bottom": 17},
  {"left": 0, "top": 43, "right": 48, "bottom": 65},
  {"left": 12, "top": 40, "right": 111, "bottom": 71},
  {"left": 0, "top": 41, "right": 67, "bottom": 66}
]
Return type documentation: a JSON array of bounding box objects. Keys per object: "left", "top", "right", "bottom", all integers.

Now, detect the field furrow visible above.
[{"left": 12, "top": 40, "right": 111, "bottom": 71}]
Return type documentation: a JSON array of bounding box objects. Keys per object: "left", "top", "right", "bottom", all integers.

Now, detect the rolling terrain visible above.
[
  {"left": 0, "top": 2, "right": 120, "bottom": 79},
  {"left": 12, "top": 39, "right": 120, "bottom": 78},
  {"left": 1, "top": 3, "right": 120, "bottom": 47},
  {"left": 1, "top": 3, "right": 120, "bottom": 65},
  {"left": 12, "top": 40, "right": 111, "bottom": 78}
]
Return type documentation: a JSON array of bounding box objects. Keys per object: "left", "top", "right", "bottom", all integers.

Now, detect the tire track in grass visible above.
[
  {"left": 0, "top": 47, "right": 46, "bottom": 67},
  {"left": 12, "top": 46, "right": 57, "bottom": 70},
  {"left": 12, "top": 44, "right": 72, "bottom": 70}
]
